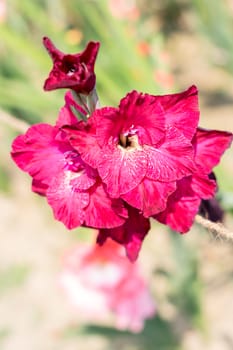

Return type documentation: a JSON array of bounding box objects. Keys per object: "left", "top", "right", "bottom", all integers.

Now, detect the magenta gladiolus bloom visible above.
[
  {"left": 11, "top": 96, "right": 127, "bottom": 230},
  {"left": 64, "top": 85, "right": 232, "bottom": 240},
  {"left": 65, "top": 86, "right": 199, "bottom": 218},
  {"left": 43, "top": 37, "right": 100, "bottom": 94},
  {"left": 11, "top": 61, "right": 233, "bottom": 261}
]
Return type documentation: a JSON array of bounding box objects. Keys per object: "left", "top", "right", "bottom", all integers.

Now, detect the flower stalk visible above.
[
  {"left": 195, "top": 214, "right": 233, "bottom": 241},
  {"left": 0, "top": 109, "right": 30, "bottom": 133},
  {"left": 87, "top": 88, "right": 100, "bottom": 113}
]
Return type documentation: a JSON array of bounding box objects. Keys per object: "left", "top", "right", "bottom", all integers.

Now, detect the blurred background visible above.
[{"left": 0, "top": 0, "right": 233, "bottom": 349}]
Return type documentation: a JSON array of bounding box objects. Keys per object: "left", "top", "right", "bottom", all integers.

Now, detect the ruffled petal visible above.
[
  {"left": 122, "top": 178, "right": 176, "bottom": 217},
  {"left": 154, "top": 173, "right": 216, "bottom": 233},
  {"left": 31, "top": 179, "right": 48, "bottom": 196},
  {"left": 97, "top": 146, "right": 147, "bottom": 197},
  {"left": 194, "top": 128, "right": 233, "bottom": 173},
  {"left": 146, "top": 127, "right": 196, "bottom": 182},
  {"left": 119, "top": 90, "right": 165, "bottom": 145},
  {"left": 84, "top": 182, "right": 127, "bottom": 229},
  {"left": 64, "top": 127, "right": 101, "bottom": 168},
  {"left": 155, "top": 85, "right": 199, "bottom": 140},
  {"left": 155, "top": 196, "right": 201, "bottom": 233},
  {"left": 97, "top": 206, "right": 150, "bottom": 262},
  {"left": 47, "top": 171, "right": 89, "bottom": 229},
  {"left": 191, "top": 174, "right": 216, "bottom": 199},
  {"left": 94, "top": 107, "right": 121, "bottom": 147},
  {"left": 154, "top": 177, "right": 200, "bottom": 233},
  {"left": 11, "top": 123, "right": 70, "bottom": 185},
  {"left": 69, "top": 160, "right": 97, "bottom": 190}
]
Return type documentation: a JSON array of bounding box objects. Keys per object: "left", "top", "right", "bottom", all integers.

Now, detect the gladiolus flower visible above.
[
  {"left": 65, "top": 86, "right": 199, "bottom": 218},
  {"left": 11, "top": 77, "right": 233, "bottom": 260},
  {"left": 11, "top": 95, "right": 127, "bottom": 230},
  {"left": 43, "top": 37, "right": 100, "bottom": 94},
  {"left": 60, "top": 239, "right": 156, "bottom": 332}
]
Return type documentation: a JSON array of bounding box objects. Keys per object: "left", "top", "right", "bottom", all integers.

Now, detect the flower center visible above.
[
  {"left": 118, "top": 134, "right": 140, "bottom": 150},
  {"left": 63, "top": 57, "right": 88, "bottom": 78},
  {"left": 64, "top": 150, "right": 82, "bottom": 172}
]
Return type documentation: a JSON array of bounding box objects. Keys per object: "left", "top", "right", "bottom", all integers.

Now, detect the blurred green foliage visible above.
[
  {"left": 63, "top": 315, "right": 180, "bottom": 350},
  {"left": 0, "top": 328, "right": 10, "bottom": 347},
  {"left": 0, "top": 264, "right": 30, "bottom": 295},
  {"left": 168, "top": 232, "right": 204, "bottom": 330},
  {"left": 191, "top": 0, "right": 233, "bottom": 73},
  {"left": 143, "top": 0, "right": 233, "bottom": 73}
]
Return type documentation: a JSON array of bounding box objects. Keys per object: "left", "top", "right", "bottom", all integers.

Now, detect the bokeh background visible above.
[{"left": 1, "top": 0, "right": 233, "bottom": 349}]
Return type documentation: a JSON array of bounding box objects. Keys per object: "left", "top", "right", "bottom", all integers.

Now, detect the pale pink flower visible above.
[
  {"left": 108, "top": 0, "right": 140, "bottom": 20},
  {"left": 60, "top": 239, "right": 156, "bottom": 332},
  {"left": 0, "top": 0, "right": 7, "bottom": 23},
  {"left": 154, "top": 70, "right": 174, "bottom": 89}
]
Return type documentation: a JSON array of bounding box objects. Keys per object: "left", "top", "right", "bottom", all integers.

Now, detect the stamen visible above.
[
  {"left": 119, "top": 134, "right": 127, "bottom": 147},
  {"left": 118, "top": 133, "right": 140, "bottom": 150},
  {"left": 64, "top": 151, "right": 81, "bottom": 171}
]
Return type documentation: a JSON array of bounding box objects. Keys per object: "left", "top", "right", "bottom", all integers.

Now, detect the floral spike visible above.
[{"left": 10, "top": 36, "right": 233, "bottom": 261}]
